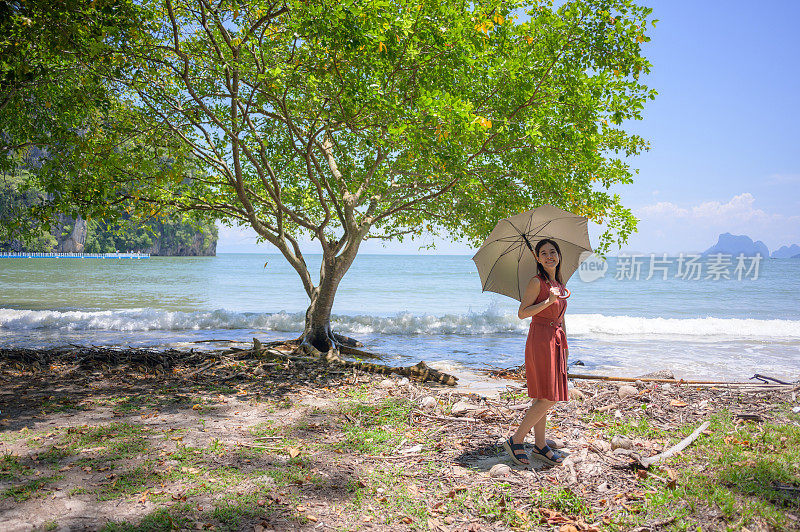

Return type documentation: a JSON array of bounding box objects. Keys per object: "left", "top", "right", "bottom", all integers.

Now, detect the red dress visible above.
[{"left": 524, "top": 274, "right": 569, "bottom": 401}]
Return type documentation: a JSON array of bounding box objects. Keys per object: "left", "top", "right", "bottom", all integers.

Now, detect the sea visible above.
[{"left": 1, "top": 253, "right": 799, "bottom": 383}]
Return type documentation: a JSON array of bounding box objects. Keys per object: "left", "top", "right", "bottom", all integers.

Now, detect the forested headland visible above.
[{"left": 0, "top": 164, "right": 217, "bottom": 256}]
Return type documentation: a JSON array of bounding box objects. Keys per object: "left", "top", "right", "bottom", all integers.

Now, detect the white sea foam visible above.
[
  {"left": 1, "top": 307, "right": 799, "bottom": 341},
  {"left": 566, "top": 314, "right": 800, "bottom": 340}
]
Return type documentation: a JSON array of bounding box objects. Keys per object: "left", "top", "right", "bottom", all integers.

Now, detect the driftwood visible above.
[
  {"left": 634, "top": 420, "right": 711, "bottom": 468},
  {"left": 249, "top": 339, "right": 459, "bottom": 386},
  {"left": 339, "top": 345, "right": 383, "bottom": 360}
]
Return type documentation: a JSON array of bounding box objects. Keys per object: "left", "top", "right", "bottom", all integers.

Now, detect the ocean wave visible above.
[
  {"left": 1, "top": 308, "right": 798, "bottom": 341},
  {"left": 566, "top": 314, "right": 800, "bottom": 340}
]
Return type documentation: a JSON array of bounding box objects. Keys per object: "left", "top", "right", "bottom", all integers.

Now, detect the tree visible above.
[
  {"left": 22, "top": 0, "right": 655, "bottom": 355},
  {"left": 0, "top": 0, "right": 145, "bottom": 164}
]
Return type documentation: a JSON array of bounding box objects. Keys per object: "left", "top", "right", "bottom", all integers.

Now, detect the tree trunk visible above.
[
  {"left": 297, "top": 252, "right": 358, "bottom": 356},
  {"left": 301, "top": 286, "right": 337, "bottom": 353}
]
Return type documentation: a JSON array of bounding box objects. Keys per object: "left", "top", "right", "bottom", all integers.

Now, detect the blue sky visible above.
[{"left": 218, "top": 1, "right": 800, "bottom": 255}]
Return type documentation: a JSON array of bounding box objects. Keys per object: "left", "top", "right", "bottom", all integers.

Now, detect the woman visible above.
[{"left": 503, "top": 238, "right": 569, "bottom": 466}]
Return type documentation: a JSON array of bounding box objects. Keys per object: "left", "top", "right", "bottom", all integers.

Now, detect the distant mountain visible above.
[
  {"left": 772, "top": 244, "right": 800, "bottom": 258},
  {"left": 703, "top": 233, "right": 769, "bottom": 257}
]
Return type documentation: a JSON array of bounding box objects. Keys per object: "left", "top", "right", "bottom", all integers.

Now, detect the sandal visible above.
[
  {"left": 503, "top": 437, "right": 529, "bottom": 466},
  {"left": 530, "top": 444, "right": 564, "bottom": 466}
]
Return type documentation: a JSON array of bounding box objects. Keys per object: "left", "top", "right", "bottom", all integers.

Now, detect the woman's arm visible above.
[{"left": 518, "top": 277, "right": 558, "bottom": 319}]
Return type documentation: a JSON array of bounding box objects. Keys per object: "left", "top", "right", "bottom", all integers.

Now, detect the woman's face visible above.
[{"left": 536, "top": 242, "right": 560, "bottom": 269}]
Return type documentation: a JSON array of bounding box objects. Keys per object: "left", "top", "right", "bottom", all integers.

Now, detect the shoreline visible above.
[{"left": 2, "top": 339, "right": 798, "bottom": 389}]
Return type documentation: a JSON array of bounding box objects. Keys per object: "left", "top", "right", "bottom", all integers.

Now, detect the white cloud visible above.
[
  {"left": 637, "top": 201, "right": 688, "bottom": 217},
  {"left": 637, "top": 193, "right": 786, "bottom": 223},
  {"left": 629, "top": 193, "right": 800, "bottom": 253}
]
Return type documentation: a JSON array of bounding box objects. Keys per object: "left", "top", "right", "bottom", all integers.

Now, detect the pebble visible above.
[
  {"left": 546, "top": 437, "right": 565, "bottom": 449},
  {"left": 378, "top": 378, "right": 395, "bottom": 389},
  {"left": 396, "top": 377, "right": 410, "bottom": 388},
  {"left": 634, "top": 379, "right": 644, "bottom": 388},
  {"left": 611, "top": 435, "right": 632, "bottom": 450},
  {"left": 419, "top": 396, "right": 438, "bottom": 409},
  {"left": 637, "top": 369, "right": 675, "bottom": 380},
  {"left": 489, "top": 463, "right": 511, "bottom": 478},
  {"left": 662, "top": 383, "right": 672, "bottom": 392},
  {"left": 450, "top": 401, "right": 472, "bottom": 416},
  {"left": 618, "top": 385, "right": 638, "bottom": 400},
  {"left": 597, "top": 481, "right": 609, "bottom": 493},
  {"left": 568, "top": 388, "right": 586, "bottom": 401},
  {"left": 792, "top": 406, "right": 800, "bottom": 414}
]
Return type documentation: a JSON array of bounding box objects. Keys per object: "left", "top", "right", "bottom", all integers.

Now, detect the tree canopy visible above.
[
  {"left": 0, "top": 0, "right": 144, "bottom": 163},
  {"left": 4, "top": 0, "right": 656, "bottom": 351}
]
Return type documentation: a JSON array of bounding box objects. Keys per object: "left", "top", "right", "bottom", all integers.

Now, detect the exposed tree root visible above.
[
  {"left": 332, "top": 332, "right": 363, "bottom": 348},
  {"left": 257, "top": 337, "right": 457, "bottom": 386}
]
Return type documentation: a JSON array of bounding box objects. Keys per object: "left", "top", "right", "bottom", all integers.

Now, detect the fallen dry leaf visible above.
[
  {"left": 670, "top": 399, "right": 688, "bottom": 407},
  {"left": 288, "top": 447, "right": 300, "bottom": 458}
]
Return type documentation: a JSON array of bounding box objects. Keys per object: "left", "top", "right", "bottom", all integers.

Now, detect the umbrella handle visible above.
[{"left": 558, "top": 288, "right": 571, "bottom": 299}]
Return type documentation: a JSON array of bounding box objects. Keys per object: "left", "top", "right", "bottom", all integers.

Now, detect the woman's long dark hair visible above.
[{"left": 534, "top": 238, "right": 564, "bottom": 285}]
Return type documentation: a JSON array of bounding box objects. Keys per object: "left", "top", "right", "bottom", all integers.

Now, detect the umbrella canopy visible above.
[{"left": 472, "top": 205, "right": 592, "bottom": 301}]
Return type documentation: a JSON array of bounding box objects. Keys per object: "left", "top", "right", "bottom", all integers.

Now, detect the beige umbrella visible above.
[{"left": 472, "top": 205, "right": 592, "bottom": 301}]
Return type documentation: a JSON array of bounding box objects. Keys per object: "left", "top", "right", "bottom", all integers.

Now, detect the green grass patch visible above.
[
  {"left": 472, "top": 489, "right": 531, "bottom": 529},
  {"left": 0, "top": 453, "right": 28, "bottom": 481},
  {"left": 100, "top": 504, "right": 194, "bottom": 531},
  {"left": 37, "top": 445, "right": 75, "bottom": 464},
  {"left": 607, "top": 415, "right": 665, "bottom": 440},
  {"left": 212, "top": 497, "right": 271, "bottom": 531},
  {"left": 97, "top": 463, "right": 165, "bottom": 501},
  {"left": 91, "top": 394, "right": 153, "bottom": 413},
  {"left": 2, "top": 475, "right": 62, "bottom": 502},
  {"left": 249, "top": 421, "right": 278, "bottom": 438},
  {"left": 349, "top": 465, "right": 427, "bottom": 527},
  {"left": 262, "top": 457, "right": 317, "bottom": 487},
  {"left": 338, "top": 398, "right": 412, "bottom": 454},
  {"left": 34, "top": 423, "right": 152, "bottom": 470},
  {"left": 532, "top": 486, "right": 591, "bottom": 515},
  {"left": 339, "top": 383, "right": 374, "bottom": 402},
  {"left": 614, "top": 409, "right": 800, "bottom": 531},
  {"left": 38, "top": 397, "right": 88, "bottom": 414}
]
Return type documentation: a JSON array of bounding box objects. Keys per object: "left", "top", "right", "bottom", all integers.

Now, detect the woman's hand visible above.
[{"left": 546, "top": 287, "right": 560, "bottom": 305}]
